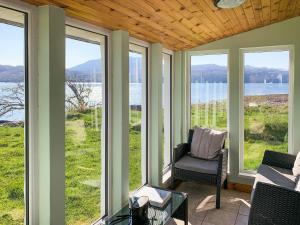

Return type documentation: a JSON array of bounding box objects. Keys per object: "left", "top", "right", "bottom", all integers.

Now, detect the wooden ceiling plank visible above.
[
  {"left": 270, "top": 0, "right": 280, "bottom": 23},
  {"left": 294, "top": 0, "right": 300, "bottom": 16},
  {"left": 146, "top": 0, "right": 214, "bottom": 42},
  {"left": 261, "top": 0, "right": 271, "bottom": 25},
  {"left": 286, "top": 0, "right": 297, "bottom": 18},
  {"left": 195, "top": 0, "right": 234, "bottom": 36},
  {"left": 120, "top": 0, "right": 206, "bottom": 43},
  {"left": 234, "top": 7, "right": 251, "bottom": 30},
  {"left": 21, "top": 0, "right": 300, "bottom": 51},
  {"left": 60, "top": 1, "right": 180, "bottom": 47},
  {"left": 203, "top": 0, "right": 238, "bottom": 34},
  {"left": 159, "top": 0, "right": 222, "bottom": 38},
  {"left": 93, "top": 0, "right": 196, "bottom": 46},
  {"left": 242, "top": 0, "right": 257, "bottom": 28},
  {"left": 223, "top": 8, "right": 246, "bottom": 33},
  {"left": 250, "top": 0, "right": 264, "bottom": 26},
  {"left": 66, "top": 8, "right": 181, "bottom": 49},
  {"left": 278, "top": 0, "right": 290, "bottom": 20}
]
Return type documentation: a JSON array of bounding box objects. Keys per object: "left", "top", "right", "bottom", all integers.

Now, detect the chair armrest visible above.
[
  {"left": 217, "top": 149, "right": 228, "bottom": 184},
  {"left": 262, "top": 150, "right": 296, "bottom": 170},
  {"left": 249, "top": 182, "right": 300, "bottom": 225},
  {"left": 173, "top": 143, "right": 189, "bottom": 163}
]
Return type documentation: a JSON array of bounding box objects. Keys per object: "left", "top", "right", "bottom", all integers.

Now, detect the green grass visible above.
[
  {"left": 0, "top": 95, "right": 289, "bottom": 224},
  {"left": 0, "top": 126, "right": 25, "bottom": 225},
  {"left": 0, "top": 107, "right": 144, "bottom": 225},
  {"left": 191, "top": 95, "right": 288, "bottom": 171}
]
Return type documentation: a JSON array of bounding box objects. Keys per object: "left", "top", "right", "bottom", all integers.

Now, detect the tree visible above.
[
  {"left": 0, "top": 79, "right": 92, "bottom": 117},
  {"left": 65, "top": 79, "right": 92, "bottom": 112},
  {"left": 0, "top": 83, "right": 24, "bottom": 117}
]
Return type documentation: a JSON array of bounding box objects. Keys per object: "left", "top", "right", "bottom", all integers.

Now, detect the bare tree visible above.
[
  {"left": 0, "top": 78, "right": 92, "bottom": 117},
  {"left": 0, "top": 83, "right": 24, "bottom": 117},
  {"left": 65, "top": 79, "right": 92, "bottom": 112}
]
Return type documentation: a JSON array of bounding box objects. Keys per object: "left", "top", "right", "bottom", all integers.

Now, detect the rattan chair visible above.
[
  {"left": 171, "top": 129, "right": 228, "bottom": 209},
  {"left": 248, "top": 150, "right": 300, "bottom": 225}
]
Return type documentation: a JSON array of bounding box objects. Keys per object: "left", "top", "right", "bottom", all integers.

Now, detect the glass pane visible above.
[
  {"left": 129, "top": 50, "right": 144, "bottom": 192},
  {"left": 65, "top": 28, "right": 105, "bottom": 224},
  {"left": 0, "top": 8, "right": 26, "bottom": 224},
  {"left": 243, "top": 51, "right": 289, "bottom": 171},
  {"left": 190, "top": 54, "right": 228, "bottom": 131},
  {"left": 162, "top": 53, "right": 171, "bottom": 169}
]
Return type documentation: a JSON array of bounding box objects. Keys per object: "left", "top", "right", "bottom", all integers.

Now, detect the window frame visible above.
[
  {"left": 128, "top": 42, "right": 149, "bottom": 187},
  {"left": 0, "top": 0, "right": 39, "bottom": 225},
  {"left": 239, "top": 45, "right": 294, "bottom": 173},
  {"left": 187, "top": 50, "right": 230, "bottom": 134},
  {"left": 162, "top": 52, "right": 173, "bottom": 173},
  {"left": 65, "top": 23, "right": 109, "bottom": 221}
]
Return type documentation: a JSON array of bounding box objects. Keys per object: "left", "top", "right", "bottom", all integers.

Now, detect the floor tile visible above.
[
  {"left": 172, "top": 182, "right": 251, "bottom": 225},
  {"left": 235, "top": 214, "right": 249, "bottom": 225},
  {"left": 238, "top": 201, "right": 250, "bottom": 216},
  {"left": 202, "top": 209, "right": 238, "bottom": 225}
]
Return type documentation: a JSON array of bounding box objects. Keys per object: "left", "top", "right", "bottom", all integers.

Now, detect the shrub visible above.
[
  {"left": 8, "top": 186, "right": 24, "bottom": 200},
  {"left": 263, "top": 121, "right": 288, "bottom": 142}
]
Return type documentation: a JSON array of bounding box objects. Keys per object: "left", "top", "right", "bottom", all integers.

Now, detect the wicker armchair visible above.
[
  {"left": 171, "top": 129, "right": 228, "bottom": 209},
  {"left": 248, "top": 150, "right": 300, "bottom": 225}
]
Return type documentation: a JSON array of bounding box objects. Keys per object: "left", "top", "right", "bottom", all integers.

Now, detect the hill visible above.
[
  {"left": 0, "top": 61, "right": 288, "bottom": 83},
  {"left": 191, "top": 64, "right": 288, "bottom": 83}
]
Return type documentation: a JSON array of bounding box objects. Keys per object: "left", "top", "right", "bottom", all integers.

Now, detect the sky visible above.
[
  {"left": 0, "top": 23, "right": 24, "bottom": 66},
  {"left": 66, "top": 38, "right": 101, "bottom": 68},
  {"left": 0, "top": 23, "right": 289, "bottom": 70}
]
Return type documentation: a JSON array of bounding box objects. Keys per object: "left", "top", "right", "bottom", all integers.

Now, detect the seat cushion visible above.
[
  {"left": 175, "top": 155, "right": 218, "bottom": 175},
  {"left": 253, "top": 164, "right": 296, "bottom": 191},
  {"left": 191, "top": 126, "right": 227, "bottom": 160}
]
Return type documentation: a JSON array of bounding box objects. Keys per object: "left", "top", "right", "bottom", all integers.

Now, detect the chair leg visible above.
[
  {"left": 171, "top": 179, "right": 175, "bottom": 189},
  {"left": 216, "top": 184, "right": 221, "bottom": 209},
  {"left": 224, "top": 178, "right": 228, "bottom": 189}
]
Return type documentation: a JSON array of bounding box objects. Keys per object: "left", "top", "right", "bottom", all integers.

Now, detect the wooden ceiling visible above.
[{"left": 22, "top": 0, "right": 300, "bottom": 51}]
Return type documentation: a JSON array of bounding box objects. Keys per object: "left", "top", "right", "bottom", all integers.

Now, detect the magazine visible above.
[{"left": 134, "top": 186, "right": 172, "bottom": 208}]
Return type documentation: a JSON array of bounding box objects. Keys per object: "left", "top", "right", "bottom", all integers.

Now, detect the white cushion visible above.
[
  {"left": 292, "top": 152, "right": 300, "bottom": 176},
  {"left": 191, "top": 127, "right": 227, "bottom": 159}
]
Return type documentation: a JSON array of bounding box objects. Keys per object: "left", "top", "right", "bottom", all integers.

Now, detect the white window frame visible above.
[
  {"left": 0, "top": 1, "right": 38, "bottom": 224},
  {"left": 186, "top": 50, "right": 230, "bottom": 135},
  {"left": 239, "top": 45, "right": 294, "bottom": 173},
  {"left": 129, "top": 42, "right": 149, "bottom": 186},
  {"left": 162, "top": 50, "right": 174, "bottom": 174},
  {"left": 65, "top": 19, "right": 110, "bottom": 220}
]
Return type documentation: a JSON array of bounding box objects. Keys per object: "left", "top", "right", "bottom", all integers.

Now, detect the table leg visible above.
[{"left": 184, "top": 198, "right": 188, "bottom": 225}]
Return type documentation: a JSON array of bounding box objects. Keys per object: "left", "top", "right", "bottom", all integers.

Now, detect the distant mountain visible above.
[
  {"left": 66, "top": 59, "right": 102, "bottom": 82},
  {"left": 66, "top": 56, "right": 142, "bottom": 82},
  {"left": 0, "top": 65, "right": 24, "bottom": 82},
  {"left": 191, "top": 64, "right": 288, "bottom": 83},
  {"left": 0, "top": 61, "right": 288, "bottom": 83}
]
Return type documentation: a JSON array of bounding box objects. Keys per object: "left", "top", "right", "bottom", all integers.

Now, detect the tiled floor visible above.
[{"left": 167, "top": 182, "right": 251, "bottom": 225}]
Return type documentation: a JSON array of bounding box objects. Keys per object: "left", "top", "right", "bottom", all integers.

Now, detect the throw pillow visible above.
[
  {"left": 293, "top": 152, "right": 300, "bottom": 177},
  {"left": 191, "top": 127, "right": 227, "bottom": 160}
]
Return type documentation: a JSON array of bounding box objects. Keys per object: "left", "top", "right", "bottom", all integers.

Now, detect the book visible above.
[{"left": 133, "top": 186, "right": 172, "bottom": 208}]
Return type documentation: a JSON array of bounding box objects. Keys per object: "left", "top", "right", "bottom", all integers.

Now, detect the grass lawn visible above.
[
  {"left": 0, "top": 107, "right": 143, "bottom": 225},
  {"left": 0, "top": 126, "right": 24, "bottom": 225},
  {"left": 0, "top": 95, "right": 289, "bottom": 224},
  {"left": 191, "top": 94, "right": 288, "bottom": 171}
]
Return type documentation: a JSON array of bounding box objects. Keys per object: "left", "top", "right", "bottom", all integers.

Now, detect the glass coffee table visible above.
[{"left": 100, "top": 186, "right": 188, "bottom": 225}]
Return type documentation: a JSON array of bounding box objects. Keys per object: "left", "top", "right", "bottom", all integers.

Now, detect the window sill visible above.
[{"left": 238, "top": 171, "right": 256, "bottom": 180}]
